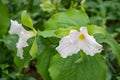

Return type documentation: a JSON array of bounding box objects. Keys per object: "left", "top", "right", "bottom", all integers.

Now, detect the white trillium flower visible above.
[
  {"left": 56, "top": 27, "right": 103, "bottom": 58},
  {"left": 9, "top": 20, "right": 35, "bottom": 59}
]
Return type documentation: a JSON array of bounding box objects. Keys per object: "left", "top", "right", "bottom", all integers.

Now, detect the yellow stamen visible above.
[{"left": 79, "top": 34, "right": 85, "bottom": 40}]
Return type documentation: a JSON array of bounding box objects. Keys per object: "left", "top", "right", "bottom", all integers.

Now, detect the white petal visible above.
[
  {"left": 16, "top": 31, "right": 34, "bottom": 49},
  {"left": 9, "top": 20, "right": 26, "bottom": 35},
  {"left": 16, "top": 37, "right": 27, "bottom": 48},
  {"left": 9, "top": 20, "right": 35, "bottom": 59},
  {"left": 56, "top": 36, "right": 79, "bottom": 58},
  {"left": 17, "top": 47, "right": 24, "bottom": 59},
  {"left": 69, "top": 30, "right": 80, "bottom": 43},
  {"left": 78, "top": 28, "right": 103, "bottom": 56},
  {"left": 56, "top": 26, "right": 103, "bottom": 58},
  {"left": 80, "top": 27, "right": 88, "bottom": 35}
]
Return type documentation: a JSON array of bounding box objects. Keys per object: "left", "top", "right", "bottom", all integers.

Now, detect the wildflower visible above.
[
  {"left": 9, "top": 20, "right": 35, "bottom": 59},
  {"left": 56, "top": 27, "right": 103, "bottom": 58}
]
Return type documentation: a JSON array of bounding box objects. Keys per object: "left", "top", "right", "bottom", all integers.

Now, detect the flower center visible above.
[{"left": 79, "top": 34, "right": 85, "bottom": 40}]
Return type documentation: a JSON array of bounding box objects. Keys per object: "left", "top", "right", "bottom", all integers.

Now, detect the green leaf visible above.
[
  {"left": 38, "top": 27, "right": 78, "bottom": 38},
  {"left": 49, "top": 53, "right": 107, "bottom": 80},
  {"left": 29, "top": 38, "right": 38, "bottom": 59},
  {"left": 0, "top": 1, "right": 9, "bottom": 37},
  {"left": 87, "top": 25, "right": 107, "bottom": 36},
  {"left": 45, "top": 8, "right": 89, "bottom": 30},
  {"left": 55, "top": 27, "right": 78, "bottom": 37},
  {"left": 94, "top": 34, "right": 120, "bottom": 66},
  {"left": 14, "top": 46, "right": 32, "bottom": 72},
  {"left": 21, "top": 10, "right": 33, "bottom": 30},
  {"left": 38, "top": 30, "right": 57, "bottom": 38},
  {"left": 3, "top": 35, "right": 18, "bottom": 51},
  {"left": 36, "top": 47, "right": 56, "bottom": 80},
  {"left": 103, "top": 36, "right": 120, "bottom": 65},
  {"left": 14, "top": 55, "right": 31, "bottom": 72},
  {"left": 14, "top": 55, "right": 26, "bottom": 72}
]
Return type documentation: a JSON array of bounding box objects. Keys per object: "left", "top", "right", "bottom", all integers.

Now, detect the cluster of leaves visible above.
[{"left": 0, "top": 0, "right": 120, "bottom": 80}]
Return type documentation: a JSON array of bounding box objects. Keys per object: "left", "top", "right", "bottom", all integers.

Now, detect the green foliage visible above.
[
  {"left": 45, "top": 8, "right": 89, "bottom": 30},
  {"left": 49, "top": 53, "right": 107, "bottom": 80},
  {"left": 3, "top": 35, "right": 18, "bottom": 51},
  {"left": 87, "top": 25, "right": 107, "bottom": 36},
  {"left": 0, "top": 1, "right": 9, "bottom": 37},
  {"left": 21, "top": 10, "right": 34, "bottom": 30},
  {"left": 0, "top": 0, "right": 120, "bottom": 79},
  {"left": 38, "top": 27, "right": 78, "bottom": 38},
  {"left": 38, "top": 30, "right": 57, "bottom": 38},
  {"left": 14, "top": 49, "right": 31, "bottom": 72},
  {"left": 85, "top": 0, "right": 120, "bottom": 27},
  {"left": 36, "top": 47, "right": 56, "bottom": 80},
  {"left": 29, "top": 38, "right": 38, "bottom": 59},
  {"left": 94, "top": 34, "right": 120, "bottom": 66},
  {"left": 104, "top": 35, "right": 120, "bottom": 66}
]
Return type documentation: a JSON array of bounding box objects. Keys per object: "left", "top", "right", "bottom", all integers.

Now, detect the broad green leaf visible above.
[
  {"left": 21, "top": 10, "right": 33, "bottom": 30},
  {"left": 39, "top": 25, "right": 106, "bottom": 38},
  {"left": 38, "top": 27, "right": 78, "bottom": 38},
  {"left": 94, "top": 34, "right": 120, "bottom": 66},
  {"left": 14, "top": 55, "right": 26, "bottom": 72},
  {"left": 36, "top": 47, "right": 56, "bottom": 80},
  {"left": 106, "top": 70, "right": 112, "bottom": 80},
  {"left": 49, "top": 53, "right": 107, "bottom": 80},
  {"left": 14, "top": 55, "right": 31, "bottom": 72},
  {"left": 0, "top": 1, "right": 9, "bottom": 37},
  {"left": 87, "top": 25, "right": 107, "bottom": 36},
  {"left": 55, "top": 27, "right": 78, "bottom": 37},
  {"left": 38, "top": 30, "right": 57, "bottom": 38},
  {"left": 29, "top": 38, "right": 38, "bottom": 59},
  {"left": 3, "top": 35, "right": 18, "bottom": 51},
  {"left": 45, "top": 8, "right": 89, "bottom": 30}
]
